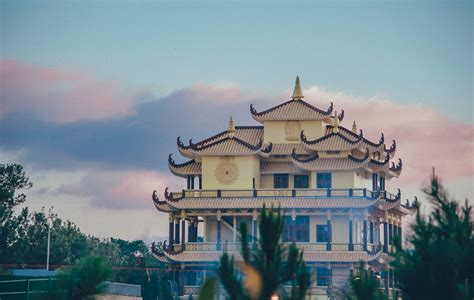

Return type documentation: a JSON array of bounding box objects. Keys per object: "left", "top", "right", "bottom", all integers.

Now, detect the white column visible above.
[{"left": 233, "top": 215, "right": 237, "bottom": 242}]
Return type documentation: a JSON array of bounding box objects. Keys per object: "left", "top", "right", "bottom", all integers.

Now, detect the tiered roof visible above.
[
  {"left": 291, "top": 148, "right": 371, "bottom": 171},
  {"left": 250, "top": 100, "right": 334, "bottom": 123},
  {"left": 168, "top": 76, "right": 403, "bottom": 186}
]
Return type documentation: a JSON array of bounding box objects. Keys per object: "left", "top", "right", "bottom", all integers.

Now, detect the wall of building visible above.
[
  {"left": 263, "top": 120, "right": 325, "bottom": 144},
  {"left": 201, "top": 156, "right": 260, "bottom": 190},
  {"left": 332, "top": 215, "right": 349, "bottom": 245},
  {"left": 331, "top": 171, "right": 355, "bottom": 189},
  {"left": 309, "top": 215, "right": 327, "bottom": 243},
  {"left": 354, "top": 169, "right": 372, "bottom": 190}
]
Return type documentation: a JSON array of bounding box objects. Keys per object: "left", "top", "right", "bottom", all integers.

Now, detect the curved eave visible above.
[
  {"left": 160, "top": 250, "right": 380, "bottom": 263},
  {"left": 153, "top": 200, "right": 176, "bottom": 213},
  {"left": 188, "top": 136, "right": 263, "bottom": 157},
  {"left": 178, "top": 145, "right": 195, "bottom": 159},
  {"left": 327, "top": 126, "right": 386, "bottom": 154},
  {"left": 168, "top": 161, "right": 202, "bottom": 178},
  {"left": 164, "top": 196, "right": 381, "bottom": 210},
  {"left": 152, "top": 252, "right": 174, "bottom": 263},
  {"left": 300, "top": 132, "right": 363, "bottom": 152},
  {"left": 250, "top": 101, "right": 333, "bottom": 123},
  {"left": 398, "top": 204, "right": 417, "bottom": 215},
  {"left": 291, "top": 153, "right": 370, "bottom": 172}
]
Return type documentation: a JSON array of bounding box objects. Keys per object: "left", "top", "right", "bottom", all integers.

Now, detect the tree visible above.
[
  {"left": 200, "top": 206, "right": 311, "bottom": 300},
  {"left": 57, "top": 255, "right": 112, "bottom": 300},
  {"left": 392, "top": 173, "right": 474, "bottom": 300},
  {"left": 0, "top": 163, "right": 32, "bottom": 260},
  {"left": 333, "top": 261, "right": 385, "bottom": 300}
]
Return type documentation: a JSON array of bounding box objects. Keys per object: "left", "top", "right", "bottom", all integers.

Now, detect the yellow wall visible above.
[
  {"left": 331, "top": 172, "right": 355, "bottom": 189},
  {"left": 354, "top": 170, "right": 372, "bottom": 190},
  {"left": 263, "top": 120, "right": 325, "bottom": 144},
  {"left": 202, "top": 156, "right": 260, "bottom": 189},
  {"left": 332, "top": 216, "right": 349, "bottom": 244},
  {"left": 260, "top": 175, "right": 273, "bottom": 189}
]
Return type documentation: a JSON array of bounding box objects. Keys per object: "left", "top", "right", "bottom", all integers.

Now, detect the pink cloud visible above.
[
  {"left": 304, "top": 86, "right": 474, "bottom": 184},
  {"left": 55, "top": 169, "right": 182, "bottom": 209},
  {"left": 0, "top": 59, "right": 146, "bottom": 123}
]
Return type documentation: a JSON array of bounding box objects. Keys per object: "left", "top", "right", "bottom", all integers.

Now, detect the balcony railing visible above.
[
  {"left": 173, "top": 242, "right": 381, "bottom": 252},
  {"left": 167, "top": 188, "right": 397, "bottom": 200}
]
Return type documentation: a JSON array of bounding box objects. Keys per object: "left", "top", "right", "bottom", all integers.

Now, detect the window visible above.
[
  {"left": 274, "top": 174, "right": 289, "bottom": 188},
  {"left": 372, "top": 173, "right": 378, "bottom": 191},
  {"left": 282, "top": 216, "right": 309, "bottom": 242},
  {"left": 379, "top": 176, "right": 385, "bottom": 191},
  {"left": 316, "top": 267, "right": 332, "bottom": 286},
  {"left": 316, "top": 224, "right": 329, "bottom": 243},
  {"left": 294, "top": 175, "right": 309, "bottom": 188},
  {"left": 317, "top": 173, "right": 332, "bottom": 189}
]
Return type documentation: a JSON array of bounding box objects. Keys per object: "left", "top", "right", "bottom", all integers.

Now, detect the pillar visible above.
[
  {"left": 193, "top": 221, "right": 198, "bottom": 242},
  {"left": 252, "top": 209, "right": 258, "bottom": 249},
  {"left": 181, "top": 219, "right": 186, "bottom": 250},
  {"left": 188, "top": 221, "right": 193, "bottom": 242},
  {"left": 326, "top": 210, "right": 332, "bottom": 251},
  {"left": 369, "top": 221, "right": 374, "bottom": 244},
  {"left": 216, "top": 210, "right": 222, "bottom": 251},
  {"left": 363, "top": 219, "right": 368, "bottom": 251},
  {"left": 383, "top": 219, "right": 388, "bottom": 253},
  {"left": 233, "top": 216, "right": 237, "bottom": 242},
  {"left": 175, "top": 218, "right": 180, "bottom": 244},
  {"left": 348, "top": 211, "right": 354, "bottom": 251},
  {"left": 169, "top": 215, "right": 174, "bottom": 250},
  {"left": 398, "top": 223, "right": 403, "bottom": 249}
]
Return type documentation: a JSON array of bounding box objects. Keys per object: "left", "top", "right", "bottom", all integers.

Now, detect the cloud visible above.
[
  {"left": 303, "top": 86, "right": 474, "bottom": 184},
  {"left": 55, "top": 169, "right": 182, "bottom": 209},
  {"left": 0, "top": 59, "right": 148, "bottom": 123}
]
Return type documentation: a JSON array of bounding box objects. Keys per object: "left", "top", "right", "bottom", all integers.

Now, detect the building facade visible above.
[{"left": 152, "top": 77, "right": 416, "bottom": 299}]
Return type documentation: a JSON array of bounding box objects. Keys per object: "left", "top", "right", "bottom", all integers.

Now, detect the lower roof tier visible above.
[
  {"left": 152, "top": 188, "right": 416, "bottom": 215},
  {"left": 153, "top": 250, "right": 383, "bottom": 264}
]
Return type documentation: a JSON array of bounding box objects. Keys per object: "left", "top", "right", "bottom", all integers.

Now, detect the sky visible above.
[{"left": 1, "top": 0, "right": 473, "bottom": 242}]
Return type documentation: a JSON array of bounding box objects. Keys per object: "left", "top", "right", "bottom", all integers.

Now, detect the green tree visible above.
[
  {"left": 334, "top": 261, "right": 385, "bottom": 300},
  {"left": 57, "top": 255, "right": 112, "bottom": 300},
  {"left": 0, "top": 163, "right": 32, "bottom": 261},
  {"left": 392, "top": 173, "right": 474, "bottom": 300},
  {"left": 201, "top": 206, "right": 311, "bottom": 300}
]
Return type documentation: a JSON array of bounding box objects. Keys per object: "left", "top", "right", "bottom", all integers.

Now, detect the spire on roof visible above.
[
  {"left": 228, "top": 116, "right": 236, "bottom": 134},
  {"left": 291, "top": 76, "right": 304, "bottom": 100},
  {"left": 352, "top": 120, "right": 357, "bottom": 133},
  {"left": 332, "top": 111, "right": 340, "bottom": 133}
]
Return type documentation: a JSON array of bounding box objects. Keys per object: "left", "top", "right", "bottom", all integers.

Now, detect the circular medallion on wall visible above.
[
  {"left": 285, "top": 120, "right": 301, "bottom": 141},
  {"left": 215, "top": 161, "right": 240, "bottom": 185}
]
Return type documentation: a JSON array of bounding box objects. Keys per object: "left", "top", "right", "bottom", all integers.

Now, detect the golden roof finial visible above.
[
  {"left": 291, "top": 76, "right": 304, "bottom": 100},
  {"left": 352, "top": 120, "right": 357, "bottom": 133},
  {"left": 333, "top": 111, "right": 340, "bottom": 133},
  {"left": 228, "top": 116, "right": 236, "bottom": 133}
]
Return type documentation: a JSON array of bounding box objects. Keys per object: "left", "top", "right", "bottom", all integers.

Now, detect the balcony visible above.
[
  {"left": 172, "top": 242, "right": 382, "bottom": 253},
  {"left": 166, "top": 188, "right": 400, "bottom": 201}
]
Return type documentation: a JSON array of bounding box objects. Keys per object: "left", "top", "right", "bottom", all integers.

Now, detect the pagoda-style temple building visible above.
[{"left": 152, "top": 77, "right": 416, "bottom": 299}]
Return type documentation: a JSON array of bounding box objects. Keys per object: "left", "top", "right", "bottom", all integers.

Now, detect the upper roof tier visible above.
[
  {"left": 177, "top": 126, "right": 264, "bottom": 158},
  {"left": 250, "top": 100, "right": 334, "bottom": 123}
]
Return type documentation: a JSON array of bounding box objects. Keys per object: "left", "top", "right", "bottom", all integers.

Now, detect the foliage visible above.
[
  {"left": 0, "top": 163, "right": 32, "bottom": 260},
  {"left": 333, "top": 261, "right": 385, "bottom": 300},
  {"left": 201, "top": 206, "right": 311, "bottom": 300},
  {"left": 57, "top": 255, "right": 112, "bottom": 299},
  {"left": 391, "top": 173, "right": 474, "bottom": 300}
]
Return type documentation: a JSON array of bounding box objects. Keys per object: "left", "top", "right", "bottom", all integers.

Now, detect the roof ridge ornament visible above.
[
  {"left": 228, "top": 116, "right": 236, "bottom": 135},
  {"left": 332, "top": 111, "right": 340, "bottom": 133},
  {"left": 291, "top": 75, "right": 304, "bottom": 100},
  {"left": 352, "top": 121, "right": 358, "bottom": 133}
]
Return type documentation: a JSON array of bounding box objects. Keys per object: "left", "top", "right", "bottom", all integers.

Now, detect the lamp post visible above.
[{"left": 46, "top": 218, "right": 53, "bottom": 271}]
